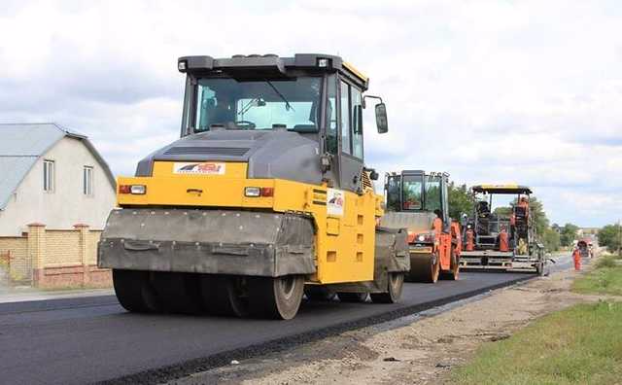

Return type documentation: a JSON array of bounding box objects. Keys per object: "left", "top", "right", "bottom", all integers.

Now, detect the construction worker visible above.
[
  {"left": 499, "top": 226, "right": 509, "bottom": 252},
  {"left": 465, "top": 226, "right": 475, "bottom": 251},
  {"left": 574, "top": 246, "right": 583, "bottom": 271}
]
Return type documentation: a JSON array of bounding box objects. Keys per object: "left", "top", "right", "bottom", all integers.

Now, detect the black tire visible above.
[
  {"left": 304, "top": 286, "right": 336, "bottom": 302},
  {"left": 151, "top": 272, "right": 203, "bottom": 314},
  {"left": 440, "top": 249, "right": 460, "bottom": 281},
  {"left": 371, "top": 273, "right": 405, "bottom": 304},
  {"left": 248, "top": 275, "right": 305, "bottom": 320},
  {"left": 201, "top": 275, "right": 250, "bottom": 317},
  {"left": 408, "top": 253, "right": 440, "bottom": 283},
  {"left": 337, "top": 292, "right": 369, "bottom": 303},
  {"left": 113, "top": 269, "right": 159, "bottom": 313}
]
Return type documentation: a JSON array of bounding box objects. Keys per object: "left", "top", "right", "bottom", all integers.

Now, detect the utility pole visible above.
[{"left": 618, "top": 219, "right": 621, "bottom": 258}]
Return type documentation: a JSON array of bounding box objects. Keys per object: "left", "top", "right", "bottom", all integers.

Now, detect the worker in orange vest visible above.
[
  {"left": 499, "top": 226, "right": 509, "bottom": 252},
  {"left": 465, "top": 227, "right": 475, "bottom": 251},
  {"left": 572, "top": 247, "right": 582, "bottom": 271}
]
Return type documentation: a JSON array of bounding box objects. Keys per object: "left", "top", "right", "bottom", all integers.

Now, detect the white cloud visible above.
[{"left": 1, "top": 0, "right": 621, "bottom": 227}]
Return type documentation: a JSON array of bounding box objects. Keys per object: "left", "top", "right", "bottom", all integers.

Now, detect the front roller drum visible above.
[
  {"left": 408, "top": 253, "right": 440, "bottom": 283},
  {"left": 112, "top": 269, "right": 159, "bottom": 313},
  {"left": 201, "top": 275, "right": 250, "bottom": 317},
  {"left": 150, "top": 272, "right": 203, "bottom": 314},
  {"left": 248, "top": 275, "right": 305, "bottom": 320}
]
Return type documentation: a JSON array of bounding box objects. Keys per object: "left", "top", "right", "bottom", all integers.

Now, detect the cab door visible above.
[{"left": 338, "top": 79, "right": 365, "bottom": 193}]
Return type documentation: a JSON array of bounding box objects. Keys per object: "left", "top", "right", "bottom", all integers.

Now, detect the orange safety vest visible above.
[
  {"left": 499, "top": 230, "right": 509, "bottom": 252},
  {"left": 466, "top": 229, "right": 474, "bottom": 251},
  {"left": 573, "top": 249, "right": 581, "bottom": 271}
]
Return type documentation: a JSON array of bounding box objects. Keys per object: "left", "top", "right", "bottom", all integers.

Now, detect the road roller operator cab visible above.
[
  {"left": 380, "top": 171, "right": 461, "bottom": 283},
  {"left": 98, "top": 54, "right": 410, "bottom": 320}
]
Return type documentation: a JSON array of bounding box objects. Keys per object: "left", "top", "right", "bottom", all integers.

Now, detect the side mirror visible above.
[{"left": 375, "top": 103, "right": 388, "bottom": 134}]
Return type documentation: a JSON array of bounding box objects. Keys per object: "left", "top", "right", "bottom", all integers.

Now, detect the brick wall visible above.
[{"left": 0, "top": 224, "right": 111, "bottom": 289}]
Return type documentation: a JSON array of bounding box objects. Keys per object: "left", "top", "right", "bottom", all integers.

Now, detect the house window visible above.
[
  {"left": 83, "top": 166, "right": 94, "bottom": 196},
  {"left": 43, "top": 160, "right": 55, "bottom": 192}
]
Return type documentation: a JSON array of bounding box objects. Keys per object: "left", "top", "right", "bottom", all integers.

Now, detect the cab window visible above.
[
  {"left": 351, "top": 87, "right": 363, "bottom": 158},
  {"left": 424, "top": 176, "right": 442, "bottom": 212},
  {"left": 402, "top": 175, "right": 423, "bottom": 210},
  {"left": 340, "top": 81, "right": 351, "bottom": 154},
  {"left": 386, "top": 176, "right": 401, "bottom": 211},
  {"left": 326, "top": 75, "right": 338, "bottom": 154}
]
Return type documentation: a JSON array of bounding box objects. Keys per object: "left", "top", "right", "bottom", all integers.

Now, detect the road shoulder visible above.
[{"left": 171, "top": 267, "right": 600, "bottom": 385}]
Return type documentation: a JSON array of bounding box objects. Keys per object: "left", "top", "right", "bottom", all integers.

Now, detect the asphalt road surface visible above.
[{"left": 1, "top": 263, "right": 571, "bottom": 385}]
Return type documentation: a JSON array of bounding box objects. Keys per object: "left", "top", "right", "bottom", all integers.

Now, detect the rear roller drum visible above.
[
  {"left": 151, "top": 272, "right": 203, "bottom": 314},
  {"left": 201, "top": 275, "right": 250, "bottom": 317},
  {"left": 248, "top": 275, "right": 305, "bottom": 320},
  {"left": 408, "top": 253, "right": 440, "bottom": 283},
  {"left": 112, "top": 269, "right": 159, "bottom": 313},
  {"left": 337, "top": 292, "right": 369, "bottom": 303},
  {"left": 371, "top": 273, "right": 405, "bottom": 304},
  {"left": 440, "top": 248, "right": 460, "bottom": 281}
]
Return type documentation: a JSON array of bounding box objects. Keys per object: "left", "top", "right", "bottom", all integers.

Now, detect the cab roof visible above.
[
  {"left": 472, "top": 184, "right": 532, "bottom": 194},
  {"left": 178, "top": 53, "right": 369, "bottom": 90}
]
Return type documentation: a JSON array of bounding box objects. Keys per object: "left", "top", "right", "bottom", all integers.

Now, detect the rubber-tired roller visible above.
[{"left": 98, "top": 54, "right": 410, "bottom": 320}]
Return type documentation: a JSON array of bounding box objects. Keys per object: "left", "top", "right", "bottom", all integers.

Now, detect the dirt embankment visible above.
[{"left": 177, "top": 267, "right": 605, "bottom": 385}]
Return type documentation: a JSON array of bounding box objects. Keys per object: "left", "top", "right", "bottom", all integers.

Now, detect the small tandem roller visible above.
[
  {"left": 379, "top": 170, "right": 462, "bottom": 283},
  {"left": 98, "top": 53, "right": 410, "bottom": 320}
]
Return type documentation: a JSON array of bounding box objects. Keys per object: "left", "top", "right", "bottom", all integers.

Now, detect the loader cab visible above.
[
  {"left": 177, "top": 54, "right": 388, "bottom": 193},
  {"left": 385, "top": 171, "right": 450, "bottom": 227}
]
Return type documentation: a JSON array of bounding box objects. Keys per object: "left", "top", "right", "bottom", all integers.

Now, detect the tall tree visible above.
[
  {"left": 527, "top": 196, "right": 549, "bottom": 238},
  {"left": 447, "top": 182, "right": 473, "bottom": 221},
  {"left": 543, "top": 227, "right": 561, "bottom": 251},
  {"left": 560, "top": 223, "right": 580, "bottom": 247},
  {"left": 598, "top": 224, "right": 622, "bottom": 254}
]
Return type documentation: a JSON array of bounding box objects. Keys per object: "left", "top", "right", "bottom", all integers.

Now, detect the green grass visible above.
[
  {"left": 572, "top": 256, "right": 622, "bottom": 296},
  {"left": 450, "top": 301, "right": 622, "bottom": 385}
]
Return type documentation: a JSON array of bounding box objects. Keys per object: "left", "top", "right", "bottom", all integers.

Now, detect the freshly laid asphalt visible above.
[{"left": 0, "top": 268, "right": 553, "bottom": 385}]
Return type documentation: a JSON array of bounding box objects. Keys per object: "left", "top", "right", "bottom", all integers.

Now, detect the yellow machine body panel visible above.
[{"left": 116, "top": 161, "right": 379, "bottom": 284}]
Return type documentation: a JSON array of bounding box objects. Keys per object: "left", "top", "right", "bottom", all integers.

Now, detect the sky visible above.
[{"left": 1, "top": 0, "right": 621, "bottom": 227}]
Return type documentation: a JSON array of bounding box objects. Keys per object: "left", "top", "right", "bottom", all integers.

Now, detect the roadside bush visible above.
[{"left": 596, "top": 256, "right": 617, "bottom": 269}]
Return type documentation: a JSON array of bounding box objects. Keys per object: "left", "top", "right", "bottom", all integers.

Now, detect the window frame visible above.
[
  {"left": 338, "top": 77, "right": 365, "bottom": 160},
  {"left": 43, "top": 160, "right": 55, "bottom": 193},
  {"left": 83, "top": 166, "right": 94, "bottom": 196},
  {"left": 339, "top": 79, "right": 352, "bottom": 155}
]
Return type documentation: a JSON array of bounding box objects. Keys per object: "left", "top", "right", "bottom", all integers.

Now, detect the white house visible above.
[{"left": 0, "top": 123, "right": 116, "bottom": 236}]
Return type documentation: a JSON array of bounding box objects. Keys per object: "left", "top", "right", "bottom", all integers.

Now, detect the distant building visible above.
[{"left": 0, "top": 123, "right": 116, "bottom": 236}]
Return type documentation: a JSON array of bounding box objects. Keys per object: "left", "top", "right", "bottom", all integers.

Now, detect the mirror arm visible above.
[{"left": 362, "top": 95, "right": 383, "bottom": 108}]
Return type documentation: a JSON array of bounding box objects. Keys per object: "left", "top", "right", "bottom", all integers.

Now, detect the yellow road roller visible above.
[{"left": 98, "top": 54, "right": 410, "bottom": 319}]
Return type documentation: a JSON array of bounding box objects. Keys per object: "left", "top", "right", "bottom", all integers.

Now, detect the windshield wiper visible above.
[
  {"left": 238, "top": 98, "right": 261, "bottom": 116},
  {"left": 266, "top": 80, "right": 295, "bottom": 112}
]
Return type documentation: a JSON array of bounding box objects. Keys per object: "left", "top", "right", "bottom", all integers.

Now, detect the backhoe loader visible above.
[{"left": 98, "top": 54, "right": 410, "bottom": 320}]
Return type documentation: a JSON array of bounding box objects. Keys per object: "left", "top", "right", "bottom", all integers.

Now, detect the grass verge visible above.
[
  {"left": 451, "top": 301, "right": 622, "bottom": 385},
  {"left": 572, "top": 255, "right": 622, "bottom": 296}
]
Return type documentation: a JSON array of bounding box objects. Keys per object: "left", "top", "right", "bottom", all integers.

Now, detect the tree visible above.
[
  {"left": 526, "top": 196, "right": 549, "bottom": 238},
  {"left": 598, "top": 224, "right": 622, "bottom": 254},
  {"left": 560, "top": 223, "right": 579, "bottom": 247},
  {"left": 543, "top": 227, "right": 561, "bottom": 252},
  {"left": 447, "top": 182, "right": 473, "bottom": 221}
]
